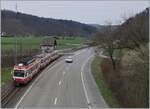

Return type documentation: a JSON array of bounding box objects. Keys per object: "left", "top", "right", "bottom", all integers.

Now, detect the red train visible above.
[{"left": 11, "top": 51, "right": 60, "bottom": 86}]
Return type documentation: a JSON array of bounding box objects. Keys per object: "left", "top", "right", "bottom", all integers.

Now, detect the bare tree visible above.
[
  {"left": 94, "top": 21, "right": 117, "bottom": 70},
  {"left": 120, "top": 8, "right": 149, "bottom": 54}
]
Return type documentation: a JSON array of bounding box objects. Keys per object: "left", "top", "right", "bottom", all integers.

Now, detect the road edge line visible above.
[
  {"left": 81, "top": 54, "right": 94, "bottom": 109},
  {"left": 54, "top": 97, "right": 58, "bottom": 105}
]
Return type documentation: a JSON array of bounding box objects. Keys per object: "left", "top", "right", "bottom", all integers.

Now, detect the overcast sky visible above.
[{"left": 1, "top": 1, "right": 149, "bottom": 25}]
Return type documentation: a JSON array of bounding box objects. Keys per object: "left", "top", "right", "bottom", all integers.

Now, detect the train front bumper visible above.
[{"left": 13, "top": 77, "right": 28, "bottom": 84}]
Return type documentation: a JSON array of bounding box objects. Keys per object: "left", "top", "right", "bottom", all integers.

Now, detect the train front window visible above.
[{"left": 14, "top": 70, "right": 25, "bottom": 77}]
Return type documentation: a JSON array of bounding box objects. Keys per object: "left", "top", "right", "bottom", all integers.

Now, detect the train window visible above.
[
  {"left": 41, "top": 59, "right": 44, "bottom": 63},
  {"left": 36, "top": 64, "right": 38, "bottom": 68},
  {"left": 25, "top": 72, "right": 27, "bottom": 77},
  {"left": 14, "top": 70, "right": 25, "bottom": 77},
  {"left": 27, "top": 69, "right": 31, "bottom": 74},
  {"left": 31, "top": 67, "right": 34, "bottom": 71},
  {"left": 32, "top": 64, "right": 36, "bottom": 70},
  {"left": 33, "top": 66, "right": 35, "bottom": 69}
]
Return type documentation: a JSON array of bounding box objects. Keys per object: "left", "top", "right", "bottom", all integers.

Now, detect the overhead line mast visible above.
[{"left": 14, "top": 3, "right": 18, "bottom": 64}]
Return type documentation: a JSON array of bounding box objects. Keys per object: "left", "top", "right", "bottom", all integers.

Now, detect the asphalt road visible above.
[{"left": 15, "top": 48, "right": 107, "bottom": 108}]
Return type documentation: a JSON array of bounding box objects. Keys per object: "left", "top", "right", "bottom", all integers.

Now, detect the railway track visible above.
[
  {"left": 1, "top": 82, "right": 19, "bottom": 108},
  {"left": 1, "top": 87, "right": 21, "bottom": 108}
]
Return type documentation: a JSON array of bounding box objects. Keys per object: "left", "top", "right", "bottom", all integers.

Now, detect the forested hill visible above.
[
  {"left": 116, "top": 7, "right": 149, "bottom": 46},
  {"left": 1, "top": 10, "right": 98, "bottom": 37}
]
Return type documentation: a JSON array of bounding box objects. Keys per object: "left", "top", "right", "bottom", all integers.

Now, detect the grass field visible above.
[
  {"left": 1, "top": 37, "right": 43, "bottom": 54},
  {"left": 1, "top": 36, "right": 85, "bottom": 54},
  {"left": 57, "top": 37, "right": 85, "bottom": 49},
  {"left": 91, "top": 56, "right": 120, "bottom": 107}
]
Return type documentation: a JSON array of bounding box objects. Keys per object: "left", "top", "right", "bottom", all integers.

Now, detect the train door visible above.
[{"left": 26, "top": 68, "right": 32, "bottom": 80}]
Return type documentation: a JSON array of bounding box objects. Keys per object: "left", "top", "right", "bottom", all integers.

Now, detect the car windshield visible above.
[
  {"left": 68, "top": 56, "right": 72, "bottom": 59},
  {"left": 14, "top": 70, "right": 25, "bottom": 77}
]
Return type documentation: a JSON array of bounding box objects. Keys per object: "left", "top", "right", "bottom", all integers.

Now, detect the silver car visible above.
[{"left": 65, "top": 56, "right": 73, "bottom": 63}]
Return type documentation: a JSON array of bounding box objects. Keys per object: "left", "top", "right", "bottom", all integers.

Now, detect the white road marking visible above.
[
  {"left": 74, "top": 49, "right": 86, "bottom": 56},
  {"left": 54, "top": 97, "right": 58, "bottom": 105},
  {"left": 81, "top": 54, "right": 94, "bottom": 109},
  {"left": 63, "top": 71, "right": 66, "bottom": 75},
  {"left": 59, "top": 80, "right": 62, "bottom": 85},
  {"left": 14, "top": 60, "right": 64, "bottom": 108}
]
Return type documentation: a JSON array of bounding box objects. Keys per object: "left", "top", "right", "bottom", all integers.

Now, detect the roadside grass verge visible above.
[
  {"left": 91, "top": 56, "right": 120, "bottom": 107},
  {"left": 1, "top": 67, "right": 12, "bottom": 86}
]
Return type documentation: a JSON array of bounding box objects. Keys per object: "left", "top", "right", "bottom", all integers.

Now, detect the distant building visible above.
[
  {"left": 1, "top": 32, "right": 6, "bottom": 37},
  {"left": 41, "top": 44, "right": 54, "bottom": 53}
]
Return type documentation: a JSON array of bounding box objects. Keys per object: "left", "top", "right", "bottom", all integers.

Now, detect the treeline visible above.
[
  {"left": 94, "top": 8, "right": 149, "bottom": 107},
  {"left": 1, "top": 10, "right": 97, "bottom": 37}
]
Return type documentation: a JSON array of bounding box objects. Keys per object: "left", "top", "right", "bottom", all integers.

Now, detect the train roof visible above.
[{"left": 17, "top": 57, "right": 36, "bottom": 66}]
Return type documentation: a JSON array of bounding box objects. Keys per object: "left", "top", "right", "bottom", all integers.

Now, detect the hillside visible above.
[
  {"left": 89, "top": 24, "right": 119, "bottom": 32},
  {"left": 89, "top": 24, "right": 105, "bottom": 30},
  {"left": 1, "top": 10, "right": 98, "bottom": 37},
  {"left": 116, "top": 7, "right": 149, "bottom": 48}
]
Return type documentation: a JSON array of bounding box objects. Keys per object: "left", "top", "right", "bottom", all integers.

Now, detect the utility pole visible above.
[
  {"left": 54, "top": 37, "right": 57, "bottom": 50},
  {"left": 14, "top": 3, "right": 18, "bottom": 64}
]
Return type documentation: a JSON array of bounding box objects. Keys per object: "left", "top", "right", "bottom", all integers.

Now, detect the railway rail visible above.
[{"left": 1, "top": 81, "right": 19, "bottom": 108}]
